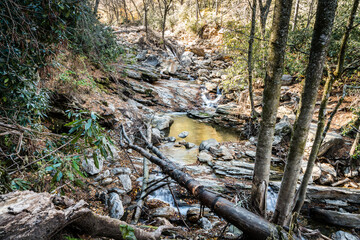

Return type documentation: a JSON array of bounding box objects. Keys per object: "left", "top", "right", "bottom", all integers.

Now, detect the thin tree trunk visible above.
[
  {"left": 251, "top": 0, "right": 293, "bottom": 217},
  {"left": 293, "top": 0, "right": 359, "bottom": 214},
  {"left": 292, "top": 75, "right": 335, "bottom": 214},
  {"left": 258, "top": 0, "right": 272, "bottom": 41},
  {"left": 305, "top": 0, "right": 315, "bottom": 29},
  {"left": 322, "top": 0, "right": 359, "bottom": 139},
  {"left": 143, "top": 0, "right": 149, "bottom": 39},
  {"left": 258, "top": 0, "right": 272, "bottom": 69},
  {"left": 94, "top": 0, "right": 101, "bottom": 15},
  {"left": 130, "top": 0, "right": 142, "bottom": 19},
  {"left": 350, "top": 124, "right": 360, "bottom": 169},
  {"left": 272, "top": 0, "right": 338, "bottom": 226},
  {"left": 120, "top": 126, "right": 288, "bottom": 240},
  {"left": 248, "top": 0, "right": 257, "bottom": 118},
  {"left": 292, "top": 0, "right": 300, "bottom": 31},
  {"left": 132, "top": 125, "right": 151, "bottom": 224},
  {"left": 122, "top": 0, "right": 129, "bottom": 23}
]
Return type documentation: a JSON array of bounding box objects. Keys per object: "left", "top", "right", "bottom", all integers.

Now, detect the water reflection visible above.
[
  {"left": 167, "top": 114, "right": 239, "bottom": 145},
  {"left": 160, "top": 114, "right": 240, "bottom": 165}
]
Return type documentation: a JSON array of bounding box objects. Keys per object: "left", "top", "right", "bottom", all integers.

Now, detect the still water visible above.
[{"left": 159, "top": 114, "right": 240, "bottom": 165}]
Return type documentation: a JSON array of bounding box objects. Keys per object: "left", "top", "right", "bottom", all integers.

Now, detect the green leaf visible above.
[
  {"left": 93, "top": 152, "right": 99, "bottom": 169},
  {"left": 91, "top": 111, "right": 97, "bottom": 120},
  {"left": 119, "top": 225, "right": 137, "bottom": 240},
  {"left": 85, "top": 119, "right": 92, "bottom": 131}
]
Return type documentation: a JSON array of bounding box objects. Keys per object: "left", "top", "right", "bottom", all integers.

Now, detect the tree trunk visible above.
[
  {"left": 293, "top": 0, "right": 359, "bottom": 214},
  {"left": 120, "top": 126, "right": 287, "bottom": 240},
  {"left": 132, "top": 125, "right": 151, "bottom": 224},
  {"left": 143, "top": 0, "right": 149, "bottom": 39},
  {"left": 272, "top": 0, "right": 338, "bottom": 226},
  {"left": 258, "top": 0, "right": 272, "bottom": 41},
  {"left": 292, "top": 0, "right": 300, "bottom": 31},
  {"left": 0, "top": 191, "right": 169, "bottom": 240},
  {"left": 251, "top": 0, "right": 293, "bottom": 217},
  {"left": 305, "top": 0, "right": 315, "bottom": 29},
  {"left": 130, "top": 0, "right": 142, "bottom": 19},
  {"left": 350, "top": 121, "right": 360, "bottom": 169},
  {"left": 94, "top": 0, "right": 101, "bottom": 15},
  {"left": 122, "top": 0, "right": 129, "bottom": 23},
  {"left": 248, "top": 0, "right": 257, "bottom": 119}
]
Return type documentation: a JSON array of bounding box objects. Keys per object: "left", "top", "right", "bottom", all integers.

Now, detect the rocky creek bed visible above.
[{"left": 4, "top": 26, "right": 359, "bottom": 240}]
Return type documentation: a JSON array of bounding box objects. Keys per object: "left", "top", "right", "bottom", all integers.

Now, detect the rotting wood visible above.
[
  {"left": 119, "top": 125, "right": 289, "bottom": 240},
  {"left": 0, "top": 191, "right": 172, "bottom": 240}
]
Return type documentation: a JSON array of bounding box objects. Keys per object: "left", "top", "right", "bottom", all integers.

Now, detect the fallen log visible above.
[
  {"left": 120, "top": 126, "right": 288, "bottom": 240},
  {"left": 0, "top": 191, "right": 170, "bottom": 240},
  {"left": 310, "top": 208, "right": 360, "bottom": 229}
]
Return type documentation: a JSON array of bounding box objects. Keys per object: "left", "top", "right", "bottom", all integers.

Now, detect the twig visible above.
[
  {"left": 167, "top": 182, "right": 190, "bottom": 230},
  {"left": 8, "top": 137, "right": 74, "bottom": 175}
]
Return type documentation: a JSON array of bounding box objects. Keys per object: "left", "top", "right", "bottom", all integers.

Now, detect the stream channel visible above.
[{"left": 147, "top": 113, "right": 279, "bottom": 216}]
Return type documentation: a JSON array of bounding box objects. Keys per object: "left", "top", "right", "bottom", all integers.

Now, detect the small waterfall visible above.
[
  {"left": 201, "top": 86, "right": 222, "bottom": 108},
  {"left": 266, "top": 186, "right": 278, "bottom": 212}
]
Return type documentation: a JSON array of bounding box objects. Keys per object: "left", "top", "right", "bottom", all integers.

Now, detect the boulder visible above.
[
  {"left": 331, "top": 231, "right": 360, "bottom": 240},
  {"left": 281, "top": 75, "right": 294, "bottom": 85},
  {"left": 185, "top": 142, "right": 196, "bottom": 149},
  {"left": 152, "top": 128, "right": 162, "bottom": 144},
  {"left": 108, "top": 192, "right": 124, "bottom": 219},
  {"left": 189, "top": 47, "right": 205, "bottom": 57},
  {"left": 199, "top": 139, "right": 219, "bottom": 151},
  {"left": 178, "top": 131, "right": 189, "bottom": 138},
  {"left": 205, "top": 82, "right": 218, "bottom": 92},
  {"left": 146, "top": 199, "right": 170, "bottom": 209},
  {"left": 82, "top": 155, "right": 104, "bottom": 175},
  {"left": 209, "top": 145, "right": 234, "bottom": 160},
  {"left": 277, "top": 106, "right": 296, "bottom": 121},
  {"left": 198, "top": 150, "right": 213, "bottom": 163},
  {"left": 216, "top": 103, "right": 240, "bottom": 115},
  {"left": 165, "top": 136, "right": 176, "bottom": 142},
  {"left": 101, "top": 178, "right": 113, "bottom": 186},
  {"left": 107, "top": 145, "right": 120, "bottom": 161},
  {"left": 150, "top": 207, "right": 176, "bottom": 219},
  {"left": 187, "top": 110, "right": 215, "bottom": 119},
  {"left": 111, "top": 167, "right": 131, "bottom": 176},
  {"left": 186, "top": 207, "right": 201, "bottom": 223},
  {"left": 118, "top": 174, "right": 132, "bottom": 192},
  {"left": 197, "top": 69, "right": 209, "bottom": 77},
  {"left": 152, "top": 115, "right": 174, "bottom": 131},
  {"left": 144, "top": 55, "right": 161, "bottom": 67},
  {"left": 126, "top": 69, "right": 141, "bottom": 80},
  {"left": 198, "top": 217, "right": 212, "bottom": 230},
  {"left": 308, "top": 124, "right": 344, "bottom": 156}
]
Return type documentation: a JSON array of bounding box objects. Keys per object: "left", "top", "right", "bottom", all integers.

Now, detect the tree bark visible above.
[
  {"left": 251, "top": 0, "right": 293, "bottom": 217},
  {"left": 292, "top": 0, "right": 300, "bottom": 31},
  {"left": 305, "top": 0, "right": 315, "bottom": 29},
  {"left": 0, "top": 191, "right": 169, "bottom": 240},
  {"left": 258, "top": 0, "right": 272, "bottom": 41},
  {"left": 120, "top": 126, "right": 287, "bottom": 240},
  {"left": 248, "top": 0, "right": 257, "bottom": 119},
  {"left": 272, "top": 0, "right": 338, "bottom": 226},
  {"left": 143, "top": 0, "right": 149, "bottom": 39},
  {"left": 293, "top": 0, "right": 359, "bottom": 214}
]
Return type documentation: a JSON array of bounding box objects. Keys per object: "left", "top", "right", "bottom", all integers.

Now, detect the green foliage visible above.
[
  {"left": 0, "top": 0, "right": 121, "bottom": 125},
  {"left": 65, "top": 110, "right": 114, "bottom": 168},
  {"left": 222, "top": 21, "right": 265, "bottom": 93},
  {"left": 119, "top": 225, "right": 137, "bottom": 240}
]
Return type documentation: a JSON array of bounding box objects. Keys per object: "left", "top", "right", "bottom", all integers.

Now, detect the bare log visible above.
[
  {"left": 120, "top": 126, "right": 288, "bottom": 240},
  {"left": 0, "top": 191, "right": 170, "bottom": 240},
  {"left": 310, "top": 208, "right": 360, "bottom": 229}
]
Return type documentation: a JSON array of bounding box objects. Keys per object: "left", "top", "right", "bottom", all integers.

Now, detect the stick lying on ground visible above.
[{"left": 120, "top": 125, "right": 289, "bottom": 240}]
